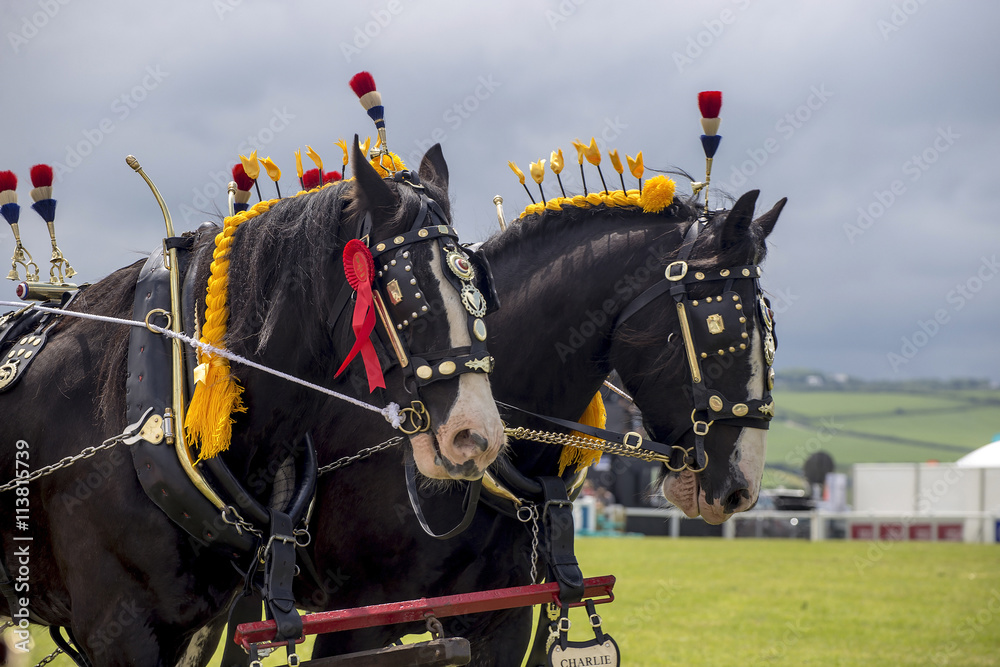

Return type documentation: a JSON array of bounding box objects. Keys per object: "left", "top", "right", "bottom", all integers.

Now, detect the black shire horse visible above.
[
  {"left": 0, "top": 143, "right": 504, "bottom": 665},
  {"left": 303, "top": 186, "right": 786, "bottom": 665}
]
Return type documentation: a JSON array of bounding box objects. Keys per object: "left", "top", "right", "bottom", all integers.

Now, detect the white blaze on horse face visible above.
[
  {"left": 662, "top": 324, "right": 768, "bottom": 523},
  {"left": 408, "top": 244, "right": 504, "bottom": 481},
  {"left": 732, "top": 325, "right": 768, "bottom": 509}
]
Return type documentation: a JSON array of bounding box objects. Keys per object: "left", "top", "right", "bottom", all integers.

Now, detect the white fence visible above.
[{"left": 619, "top": 507, "right": 1000, "bottom": 543}]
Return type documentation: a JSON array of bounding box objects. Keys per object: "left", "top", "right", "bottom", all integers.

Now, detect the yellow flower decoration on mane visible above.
[
  {"left": 609, "top": 149, "right": 624, "bottom": 174},
  {"left": 294, "top": 149, "right": 304, "bottom": 179},
  {"left": 571, "top": 139, "right": 587, "bottom": 165},
  {"left": 508, "top": 161, "right": 526, "bottom": 185},
  {"left": 584, "top": 138, "right": 601, "bottom": 166},
  {"left": 370, "top": 152, "right": 406, "bottom": 178},
  {"left": 550, "top": 148, "right": 565, "bottom": 175},
  {"left": 239, "top": 150, "right": 259, "bottom": 180},
  {"left": 259, "top": 156, "right": 281, "bottom": 182},
  {"left": 640, "top": 175, "right": 676, "bottom": 213},
  {"left": 627, "top": 152, "right": 644, "bottom": 179},
  {"left": 335, "top": 138, "right": 349, "bottom": 166},
  {"left": 529, "top": 159, "right": 546, "bottom": 184},
  {"left": 305, "top": 145, "right": 323, "bottom": 172}
]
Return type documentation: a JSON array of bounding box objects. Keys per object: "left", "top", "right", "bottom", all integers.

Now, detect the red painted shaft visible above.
[{"left": 235, "top": 575, "right": 616, "bottom": 649}]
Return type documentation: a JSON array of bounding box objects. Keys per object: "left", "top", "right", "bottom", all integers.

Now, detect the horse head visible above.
[
  {"left": 343, "top": 140, "right": 505, "bottom": 480},
  {"left": 611, "top": 190, "right": 786, "bottom": 524}
]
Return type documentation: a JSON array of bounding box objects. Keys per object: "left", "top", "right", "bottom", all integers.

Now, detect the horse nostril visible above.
[
  {"left": 724, "top": 488, "right": 750, "bottom": 513},
  {"left": 454, "top": 428, "right": 490, "bottom": 453},
  {"left": 469, "top": 431, "right": 489, "bottom": 452}
]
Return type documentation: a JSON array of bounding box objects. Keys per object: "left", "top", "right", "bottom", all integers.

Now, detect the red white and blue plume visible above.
[
  {"left": 349, "top": 71, "right": 387, "bottom": 155},
  {"left": 698, "top": 91, "right": 722, "bottom": 159},
  {"left": 694, "top": 91, "right": 723, "bottom": 214},
  {"left": 232, "top": 163, "right": 254, "bottom": 214},
  {"left": 29, "top": 164, "right": 56, "bottom": 223},
  {"left": 0, "top": 170, "right": 19, "bottom": 226}
]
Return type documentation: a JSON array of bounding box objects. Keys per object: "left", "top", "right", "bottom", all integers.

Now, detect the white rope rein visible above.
[{"left": 0, "top": 300, "right": 403, "bottom": 428}]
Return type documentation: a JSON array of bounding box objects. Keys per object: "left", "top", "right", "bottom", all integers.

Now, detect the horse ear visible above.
[
  {"left": 754, "top": 197, "right": 786, "bottom": 239},
  {"left": 719, "top": 189, "right": 759, "bottom": 250},
  {"left": 418, "top": 143, "right": 449, "bottom": 192},
  {"left": 352, "top": 134, "right": 396, "bottom": 215}
]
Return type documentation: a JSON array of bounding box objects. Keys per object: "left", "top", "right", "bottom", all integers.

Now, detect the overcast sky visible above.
[{"left": 2, "top": 0, "right": 997, "bottom": 383}]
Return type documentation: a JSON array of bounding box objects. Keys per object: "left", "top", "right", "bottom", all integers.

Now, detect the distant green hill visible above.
[{"left": 765, "top": 388, "right": 1000, "bottom": 483}]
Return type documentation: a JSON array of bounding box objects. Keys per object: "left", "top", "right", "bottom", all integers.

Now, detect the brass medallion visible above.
[
  {"left": 732, "top": 403, "right": 748, "bottom": 417},
  {"left": 416, "top": 365, "right": 433, "bottom": 380},
  {"left": 706, "top": 313, "right": 725, "bottom": 335},
  {"left": 438, "top": 361, "right": 456, "bottom": 375},
  {"left": 0, "top": 360, "right": 19, "bottom": 390},
  {"left": 708, "top": 395, "right": 724, "bottom": 412},
  {"left": 445, "top": 250, "right": 475, "bottom": 281},
  {"left": 473, "top": 318, "right": 487, "bottom": 341},
  {"left": 465, "top": 357, "right": 494, "bottom": 373},
  {"left": 461, "top": 284, "right": 487, "bottom": 317},
  {"left": 764, "top": 331, "right": 775, "bottom": 366},
  {"left": 386, "top": 279, "right": 403, "bottom": 305}
]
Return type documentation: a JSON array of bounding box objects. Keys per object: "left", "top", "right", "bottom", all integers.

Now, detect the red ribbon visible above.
[{"left": 335, "top": 240, "right": 386, "bottom": 392}]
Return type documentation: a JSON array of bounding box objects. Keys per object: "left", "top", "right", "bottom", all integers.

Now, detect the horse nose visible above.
[
  {"left": 723, "top": 487, "right": 753, "bottom": 514},
  {"left": 455, "top": 429, "right": 490, "bottom": 453}
]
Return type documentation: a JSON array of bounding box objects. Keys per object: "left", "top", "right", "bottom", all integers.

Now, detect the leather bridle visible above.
[
  {"left": 356, "top": 170, "right": 499, "bottom": 433},
  {"left": 610, "top": 214, "right": 776, "bottom": 472}
]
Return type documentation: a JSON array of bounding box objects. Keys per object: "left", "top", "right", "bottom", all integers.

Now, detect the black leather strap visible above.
[
  {"left": 264, "top": 510, "right": 302, "bottom": 643},
  {"left": 49, "top": 626, "right": 93, "bottom": 667},
  {"left": 220, "top": 592, "right": 262, "bottom": 667},
  {"left": 539, "top": 476, "right": 584, "bottom": 604},
  {"left": 127, "top": 246, "right": 257, "bottom": 557},
  {"left": 403, "top": 452, "right": 482, "bottom": 540}
]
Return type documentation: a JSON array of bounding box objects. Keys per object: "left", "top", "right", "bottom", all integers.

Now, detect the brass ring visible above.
[
  {"left": 144, "top": 308, "right": 171, "bottom": 333},
  {"left": 684, "top": 447, "right": 709, "bottom": 474},
  {"left": 665, "top": 445, "right": 709, "bottom": 473},
  {"left": 397, "top": 401, "right": 431, "bottom": 435},
  {"left": 622, "top": 431, "right": 644, "bottom": 449},
  {"left": 690, "top": 409, "right": 713, "bottom": 436}
]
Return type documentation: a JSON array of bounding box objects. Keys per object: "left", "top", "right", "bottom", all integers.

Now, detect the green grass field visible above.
[
  {"left": 766, "top": 389, "right": 1000, "bottom": 476},
  {"left": 574, "top": 537, "right": 1000, "bottom": 666},
  {"left": 15, "top": 537, "right": 999, "bottom": 666}
]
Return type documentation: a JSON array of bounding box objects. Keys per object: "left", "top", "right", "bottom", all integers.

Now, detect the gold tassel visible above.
[
  {"left": 185, "top": 200, "right": 274, "bottom": 459},
  {"left": 558, "top": 392, "right": 608, "bottom": 475}
]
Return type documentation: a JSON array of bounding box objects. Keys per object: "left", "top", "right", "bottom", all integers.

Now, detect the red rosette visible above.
[
  {"left": 342, "top": 239, "right": 373, "bottom": 288},
  {"left": 336, "top": 240, "right": 385, "bottom": 392}
]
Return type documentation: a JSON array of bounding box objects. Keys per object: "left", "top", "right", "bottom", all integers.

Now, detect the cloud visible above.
[{"left": 2, "top": 0, "right": 998, "bottom": 381}]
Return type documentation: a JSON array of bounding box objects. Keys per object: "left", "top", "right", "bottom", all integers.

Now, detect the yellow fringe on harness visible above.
[
  {"left": 558, "top": 392, "right": 608, "bottom": 475},
  {"left": 185, "top": 198, "right": 275, "bottom": 460}
]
